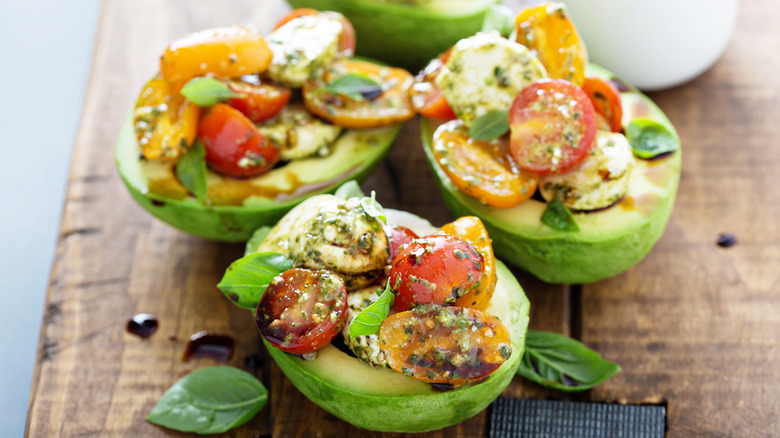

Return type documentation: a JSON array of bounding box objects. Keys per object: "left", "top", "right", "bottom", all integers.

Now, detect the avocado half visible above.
[
  {"left": 253, "top": 209, "right": 530, "bottom": 432},
  {"left": 287, "top": 0, "right": 498, "bottom": 71},
  {"left": 421, "top": 64, "right": 682, "bottom": 284},
  {"left": 115, "top": 116, "right": 400, "bottom": 242}
]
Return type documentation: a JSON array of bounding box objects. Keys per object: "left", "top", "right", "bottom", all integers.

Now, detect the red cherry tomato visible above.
[
  {"left": 272, "top": 9, "right": 356, "bottom": 56},
  {"left": 383, "top": 224, "right": 419, "bottom": 262},
  {"left": 509, "top": 79, "right": 597, "bottom": 175},
  {"left": 226, "top": 76, "right": 291, "bottom": 123},
  {"left": 409, "top": 49, "right": 456, "bottom": 121},
  {"left": 582, "top": 76, "right": 624, "bottom": 133},
  {"left": 255, "top": 268, "right": 348, "bottom": 355},
  {"left": 379, "top": 306, "right": 512, "bottom": 384},
  {"left": 389, "top": 234, "right": 484, "bottom": 312},
  {"left": 198, "top": 103, "right": 280, "bottom": 178}
]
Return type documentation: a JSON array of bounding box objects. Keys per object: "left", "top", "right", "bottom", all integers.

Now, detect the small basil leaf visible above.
[
  {"left": 517, "top": 330, "right": 621, "bottom": 392},
  {"left": 541, "top": 200, "right": 579, "bottom": 232},
  {"left": 349, "top": 284, "right": 394, "bottom": 337},
  {"left": 469, "top": 110, "right": 509, "bottom": 141},
  {"left": 146, "top": 366, "right": 268, "bottom": 434},
  {"left": 625, "top": 117, "right": 680, "bottom": 159},
  {"left": 181, "top": 77, "right": 244, "bottom": 107},
  {"left": 360, "top": 191, "right": 386, "bottom": 224},
  {"left": 481, "top": 4, "right": 516, "bottom": 38},
  {"left": 217, "top": 252, "right": 293, "bottom": 310},
  {"left": 175, "top": 139, "right": 208, "bottom": 201},
  {"left": 334, "top": 180, "right": 366, "bottom": 199},
  {"left": 321, "top": 73, "right": 382, "bottom": 101},
  {"left": 244, "top": 226, "right": 272, "bottom": 257}
]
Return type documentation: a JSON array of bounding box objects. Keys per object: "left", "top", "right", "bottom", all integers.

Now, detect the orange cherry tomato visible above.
[
  {"left": 198, "top": 103, "right": 280, "bottom": 178},
  {"left": 515, "top": 2, "right": 588, "bottom": 87},
  {"left": 389, "top": 234, "right": 484, "bottom": 312},
  {"left": 159, "top": 26, "right": 273, "bottom": 87},
  {"left": 379, "top": 307, "right": 512, "bottom": 385},
  {"left": 226, "top": 75, "right": 291, "bottom": 123},
  {"left": 432, "top": 120, "right": 540, "bottom": 208},
  {"left": 582, "top": 77, "right": 624, "bottom": 133},
  {"left": 133, "top": 77, "right": 199, "bottom": 161},
  {"left": 302, "top": 59, "right": 415, "bottom": 129},
  {"left": 410, "top": 49, "right": 456, "bottom": 121},
  {"left": 273, "top": 9, "right": 356, "bottom": 56},
  {"left": 256, "top": 268, "right": 348, "bottom": 355},
  {"left": 437, "top": 217, "right": 496, "bottom": 312},
  {"left": 509, "top": 79, "right": 597, "bottom": 175}
]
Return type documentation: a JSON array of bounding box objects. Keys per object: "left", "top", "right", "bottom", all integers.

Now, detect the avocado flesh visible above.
[
  {"left": 421, "top": 63, "right": 682, "bottom": 284},
  {"left": 287, "top": 0, "right": 499, "bottom": 71},
  {"left": 255, "top": 209, "right": 530, "bottom": 432},
  {"left": 115, "top": 116, "right": 400, "bottom": 242}
]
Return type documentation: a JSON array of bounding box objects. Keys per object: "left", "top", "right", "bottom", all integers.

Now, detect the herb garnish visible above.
[
  {"left": 217, "top": 252, "right": 293, "bottom": 310},
  {"left": 349, "top": 284, "right": 394, "bottom": 337},
  {"left": 320, "top": 73, "right": 382, "bottom": 101},
  {"left": 517, "top": 330, "right": 621, "bottom": 392},
  {"left": 175, "top": 139, "right": 208, "bottom": 201},
  {"left": 361, "top": 190, "right": 387, "bottom": 224},
  {"left": 181, "top": 77, "right": 244, "bottom": 107},
  {"left": 541, "top": 200, "right": 579, "bottom": 232},
  {"left": 625, "top": 117, "right": 680, "bottom": 159},
  {"left": 469, "top": 110, "right": 509, "bottom": 141},
  {"left": 146, "top": 366, "right": 268, "bottom": 434}
]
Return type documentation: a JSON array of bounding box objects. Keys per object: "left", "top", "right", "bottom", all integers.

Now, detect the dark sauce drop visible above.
[
  {"left": 183, "top": 331, "right": 235, "bottom": 362},
  {"left": 717, "top": 232, "right": 737, "bottom": 248},
  {"left": 126, "top": 313, "right": 159, "bottom": 338}
]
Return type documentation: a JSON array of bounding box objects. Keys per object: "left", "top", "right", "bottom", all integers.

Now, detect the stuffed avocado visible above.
[
  {"left": 222, "top": 191, "right": 530, "bottom": 432},
  {"left": 413, "top": 3, "right": 681, "bottom": 284},
  {"left": 287, "top": 0, "right": 500, "bottom": 71},
  {"left": 116, "top": 11, "right": 415, "bottom": 242}
]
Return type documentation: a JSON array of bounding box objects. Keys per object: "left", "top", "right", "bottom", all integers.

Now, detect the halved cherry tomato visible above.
[
  {"left": 383, "top": 224, "right": 419, "bottom": 263},
  {"left": 256, "top": 268, "right": 348, "bottom": 355},
  {"left": 432, "top": 120, "right": 540, "bottom": 208},
  {"left": 272, "top": 9, "right": 356, "bottom": 56},
  {"left": 226, "top": 75, "right": 291, "bottom": 123},
  {"left": 159, "top": 26, "right": 273, "bottom": 87},
  {"left": 409, "top": 49, "right": 456, "bottom": 121},
  {"left": 302, "top": 59, "right": 415, "bottom": 129},
  {"left": 436, "top": 217, "right": 496, "bottom": 312},
  {"left": 582, "top": 77, "right": 624, "bottom": 133},
  {"left": 133, "top": 77, "right": 200, "bottom": 161},
  {"left": 515, "top": 2, "right": 588, "bottom": 87},
  {"left": 389, "top": 234, "right": 484, "bottom": 312},
  {"left": 509, "top": 79, "right": 597, "bottom": 175},
  {"left": 379, "top": 306, "right": 511, "bottom": 384},
  {"left": 198, "top": 103, "right": 280, "bottom": 178}
]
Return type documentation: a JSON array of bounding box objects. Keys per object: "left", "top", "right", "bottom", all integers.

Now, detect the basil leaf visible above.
[
  {"left": 217, "top": 252, "right": 292, "bottom": 310},
  {"left": 517, "top": 330, "right": 621, "bottom": 392},
  {"left": 349, "top": 284, "right": 394, "bottom": 337},
  {"left": 469, "top": 110, "right": 509, "bottom": 141},
  {"left": 181, "top": 77, "right": 244, "bottom": 107},
  {"left": 481, "top": 4, "right": 516, "bottom": 38},
  {"left": 244, "top": 226, "right": 272, "bottom": 257},
  {"left": 321, "top": 73, "right": 382, "bottom": 101},
  {"left": 541, "top": 200, "right": 579, "bottom": 232},
  {"left": 175, "top": 139, "right": 208, "bottom": 201},
  {"left": 625, "top": 117, "right": 680, "bottom": 159},
  {"left": 334, "top": 180, "right": 366, "bottom": 199},
  {"left": 147, "top": 366, "right": 268, "bottom": 434},
  {"left": 360, "top": 191, "right": 386, "bottom": 224}
]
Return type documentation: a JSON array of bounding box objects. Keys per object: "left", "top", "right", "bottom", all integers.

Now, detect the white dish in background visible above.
[{"left": 562, "top": 0, "right": 739, "bottom": 91}]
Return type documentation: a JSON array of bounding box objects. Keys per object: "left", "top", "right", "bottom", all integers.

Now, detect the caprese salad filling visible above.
[
  {"left": 411, "top": 2, "right": 678, "bottom": 220},
  {"left": 132, "top": 9, "right": 414, "bottom": 202}
]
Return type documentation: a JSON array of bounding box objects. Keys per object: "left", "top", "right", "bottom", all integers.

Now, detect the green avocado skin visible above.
[
  {"left": 287, "top": 0, "right": 498, "bottom": 71},
  {"left": 421, "top": 63, "right": 682, "bottom": 284},
  {"left": 265, "top": 260, "right": 530, "bottom": 433}
]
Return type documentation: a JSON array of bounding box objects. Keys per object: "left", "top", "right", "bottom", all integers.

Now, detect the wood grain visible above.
[{"left": 26, "top": 0, "right": 780, "bottom": 436}]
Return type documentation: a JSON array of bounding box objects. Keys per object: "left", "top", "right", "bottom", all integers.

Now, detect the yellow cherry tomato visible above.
[{"left": 133, "top": 77, "right": 199, "bottom": 160}]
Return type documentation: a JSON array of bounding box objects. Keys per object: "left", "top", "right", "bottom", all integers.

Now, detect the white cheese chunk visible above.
[{"left": 258, "top": 103, "right": 342, "bottom": 160}]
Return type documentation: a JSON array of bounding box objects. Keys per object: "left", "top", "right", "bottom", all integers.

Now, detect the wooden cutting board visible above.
[{"left": 26, "top": 0, "right": 780, "bottom": 436}]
